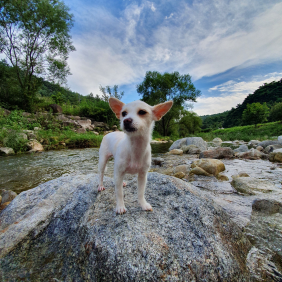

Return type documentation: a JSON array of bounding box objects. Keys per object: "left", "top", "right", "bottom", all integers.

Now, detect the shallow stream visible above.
[{"left": 0, "top": 142, "right": 171, "bottom": 193}]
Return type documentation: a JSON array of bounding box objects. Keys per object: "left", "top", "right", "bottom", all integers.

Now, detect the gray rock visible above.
[
  {"left": 264, "top": 144, "right": 282, "bottom": 154},
  {"left": 231, "top": 177, "right": 278, "bottom": 195},
  {"left": 236, "top": 148, "right": 268, "bottom": 160},
  {"left": 269, "top": 148, "right": 282, "bottom": 162},
  {"left": 92, "top": 121, "right": 109, "bottom": 130},
  {"left": 278, "top": 135, "right": 282, "bottom": 144},
  {"left": 49, "top": 104, "right": 63, "bottom": 114},
  {"left": 257, "top": 140, "right": 279, "bottom": 148},
  {"left": 199, "top": 147, "right": 234, "bottom": 159},
  {"left": 0, "top": 147, "right": 15, "bottom": 156},
  {"left": 212, "top": 137, "right": 222, "bottom": 146},
  {"left": 244, "top": 199, "right": 282, "bottom": 280},
  {"left": 0, "top": 173, "right": 251, "bottom": 281},
  {"left": 181, "top": 144, "right": 201, "bottom": 154},
  {"left": 234, "top": 144, "right": 249, "bottom": 153},
  {"left": 170, "top": 137, "right": 207, "bottom": 151},
  {"left": 17, "top": 133, "right": 28, "bottom": 140},
  {"left": 77, "top": 119, "right": 94, "bottom": 130},
  {"left": 1, "top": 190, "right": 17, "bottom": 204}
]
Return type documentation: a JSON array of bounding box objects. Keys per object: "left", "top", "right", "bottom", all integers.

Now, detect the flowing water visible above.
[{"left": 0, "top": 143, "right": 171, "bottom": 194}]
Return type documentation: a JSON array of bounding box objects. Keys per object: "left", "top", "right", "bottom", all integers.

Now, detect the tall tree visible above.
[
  {"left": 242, "top": 102, "right": 269, "bottom": 127},
  {"left": 179, "top": 110, "right": 202, "bottom": 136},
  {"left": 0, "top": 0, "right": 75, "bottom": 110},
  {"left": 137, "top": 71, "right": 201, "bottom": 136},
  {"left": 99, "top": 85, "right": 124, "bottom": 101}
]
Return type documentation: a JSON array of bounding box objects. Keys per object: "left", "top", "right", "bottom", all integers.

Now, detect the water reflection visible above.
[{"left": 0, "top": 143, "right": 170, "bottom": 193}]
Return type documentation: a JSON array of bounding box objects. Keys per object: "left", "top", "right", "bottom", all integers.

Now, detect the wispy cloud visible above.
[
  {"left": 65, "top": 0, "right": 282, "bottom": 99},
  {"left": 193, "top": 73, "right": 282, "bottom": 115}
]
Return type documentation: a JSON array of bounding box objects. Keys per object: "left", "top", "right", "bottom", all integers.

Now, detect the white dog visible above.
[{"left": 98, "top": 97, "right": 173, "bottom": 214}]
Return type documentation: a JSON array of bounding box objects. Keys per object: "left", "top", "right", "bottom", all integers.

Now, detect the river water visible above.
[{"left": 0, "top": 143, "right": 171, "bottom": 193}]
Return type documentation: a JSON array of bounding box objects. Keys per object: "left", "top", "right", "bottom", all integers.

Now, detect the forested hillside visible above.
[{"left": 201, "top": 79, "right": 282, "bottom": 129}]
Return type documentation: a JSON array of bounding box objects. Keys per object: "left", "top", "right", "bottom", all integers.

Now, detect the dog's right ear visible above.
[{"left": 109, "top": 97, "right": 125, "bottom": 119}]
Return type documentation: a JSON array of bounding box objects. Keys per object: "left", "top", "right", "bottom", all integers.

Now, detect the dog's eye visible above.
[
  {"left": 138, "top": 110, "right": 147, "bottom": 115},
  {"left": 122, "top": 111, "right": 127, "bottom": 117}
]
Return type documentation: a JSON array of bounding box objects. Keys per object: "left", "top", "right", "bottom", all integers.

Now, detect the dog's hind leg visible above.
[{"left": 98, "top": 142, "right": 112, "bottom": 192}]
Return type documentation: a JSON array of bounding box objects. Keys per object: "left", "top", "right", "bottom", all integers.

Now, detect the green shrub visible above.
[{"left": 3, "top": 130, "right": 28, "bottom": 153}]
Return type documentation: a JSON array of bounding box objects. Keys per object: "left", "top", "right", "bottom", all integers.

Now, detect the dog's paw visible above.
[
  {"left": 98, "top": 185, "right": 105, "bottom": 192},
  {"left": 123, "top": 181, "right": 127, "bottom": 187},
  {"left": 140, "top": 202, "right": 153, "bottom": 211},
  {"left": 115, "top": 205, "right": 127, "bottom": 214}
]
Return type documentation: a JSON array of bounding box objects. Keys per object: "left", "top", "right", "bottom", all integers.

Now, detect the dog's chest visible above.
[{"left": 124, "top": 162, "right": 143, "bottom": 174}]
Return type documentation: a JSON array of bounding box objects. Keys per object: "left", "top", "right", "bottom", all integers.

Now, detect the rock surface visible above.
[
  {"left": 191, "top": 159, "right": 225, "bottom": 176},
  {"left": 181, "top": 144, "right": 201, "bottom": 154},
  {"left": 0, "top": 147, "right": 15, "bottom": 156},
  {"left": 258, "top": 140, "right": 280, "bottom": 148},
  {"left": 169, "top": 137, "right": 207, "bottom": 151},
  {"left": 168, "top": 149, "right": 183, "bottom": 155},
  {"left": 199, "top": 147, "right": 234, "bottom": 159},
  {"left": 0, "top": 190, "right": 17, "bottom": 204},
  {"left": 49, "top": 104, "right": 63, "bottom": 113},
  {"left": 269, "top": 148, "right": 282, "bottom": 162},
  {"left": 234, "top": 144, "right": 249, "bottom": 153},
  {"left": 236, "top": 148, "right": 268, "bottom": 160},
  {"left": 27, "top": 140, "right": 44, "bottom": 152},
  {"left": 0, "top": 173, "right": 252, "bottom": 281}
]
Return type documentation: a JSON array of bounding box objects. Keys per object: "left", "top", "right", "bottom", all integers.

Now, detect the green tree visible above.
[
  {"left": 269, "top": 102, "right": 282, "bottom": 122},
  {"left": 179, "top": 111, "right": 202, "bottom": 136},
  {"left": 242, "top": 102, "right": 269, "bottom": 127},
  {"left": 0, "top": 0, "right": 75, "bottom": 110},
  {"left": 99, "top": 85, "right": 124, "bottom": 101},
  {"left": 51, "top": 91, "right": 65, "bottom": 105},
  {"left": 137, "top": 71, "right": 201, "bottom": 136}
]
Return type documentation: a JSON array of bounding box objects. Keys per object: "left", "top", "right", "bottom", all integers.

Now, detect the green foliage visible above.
[
  {"left": 201, "top": 111, "right": 229, "bottom": 129},
  {"left": 222, "top": 79, "right": 282, "bottom": 128},
  {"left": 179, "top": 111, "right": 202, "bottom": 136},
  {"left": 51, "top": 92, "right": 66, "bottom": 105},
  {"left": 99, "top": 85, "right": 124, "bottom": 101},
  {"left": 269, "top": 102, "right": 282, "bottom": 122},
  {"left": 0, "top": 0, "right": 75, "bottom": 111},
  {"left": 193, "top": 121, "right": 282, "bottom": 142},
  {"left": 242, "top": 102, "right": 269, "bottom": 127},
  {"left": 2, "top": 130, "right": 28, "bottom": 153},
  {"left": 137, "top": 71, "right": 201, "bottom": 136}
]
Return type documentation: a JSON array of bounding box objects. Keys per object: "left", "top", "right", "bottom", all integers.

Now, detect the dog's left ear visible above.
[
  {"left": 109, "top": 97, "right": 125, "bottom": 119},
  {"left": 152, "top": 101, "right": 173, "bottom": 121}
]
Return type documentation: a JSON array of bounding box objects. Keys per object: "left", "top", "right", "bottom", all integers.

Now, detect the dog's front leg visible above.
[
  {"left": 138, "top": 171, "right": 153, "bottom": 211},
  {"left": 115, "top": 172, "right": 127, "bottom": 214}
]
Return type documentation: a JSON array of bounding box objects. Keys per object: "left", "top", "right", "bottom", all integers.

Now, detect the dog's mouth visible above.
[{"left": 124, "top": 125, "right": 137, "bottom": 132}]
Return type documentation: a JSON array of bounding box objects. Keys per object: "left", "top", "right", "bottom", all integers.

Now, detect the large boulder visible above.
[
  {"left": 234, "top": 144, "right": 249, "bottom": 153},
  {"left": 77, "top": 119, "right": 94, "bottom": 130},
  {"left": 269, "top": 148, "right": 282, "bottom": 162},
  {"left": 27, "top": 140, "right": 44, "bottom": 152},
  {"left": 181, "top": 144, "right": 201, "bottom": 154},
  {"left": 212, "top": 137, "right": 222, "bottom": 147},
  {"left": 199, "top": 147, "right": 234, "bottom": 159},
  {"left": 231, "top": 177, "right": 278, "bottom": 195},
  {"left": 191, "top": 159, "right": 225, "bottom": 176},
  {"left": 0, "top": 173, "right": 252, "bottom": 281},
  {"left": 236, "top": 148, "right": 268, "bottom": 160},
  {"left": 257, "top": 140, "right": 279, "bottom": 148},
  {"left": 264, "top": 144, "right": 282, "bottom": 154},
  {"left": 169, "top": 137, "right": 207, "bottom": 151},
  {"left": 48, "top": 104, "right": 63, "bottom": 114},
  {"left": 0, "top": 147, "right": 15, "bottom": 156},
  {"left": 244, "top": 199, "right": 282, "bottom": 281},
  {"left": 278, "top": 135, "right": 282, "bottom": 144}
]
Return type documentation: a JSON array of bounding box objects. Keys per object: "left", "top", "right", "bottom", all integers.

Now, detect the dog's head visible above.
[{"left": 109, "top": 98, "right": 173, "bottom": 135}]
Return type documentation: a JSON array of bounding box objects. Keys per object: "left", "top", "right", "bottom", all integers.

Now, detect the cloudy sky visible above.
[{"left": 64, "top": 0, "right": 282, "bottom": 116}]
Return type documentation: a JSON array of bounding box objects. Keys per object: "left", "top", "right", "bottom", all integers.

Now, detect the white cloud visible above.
[
  {"left": 165, "top": 13, "right": 174, "bottom": 20},
  {"left": 65, "top": 0, "right": 282, "bottom": 98},
  {"left": 193, "top": 73, "right": 282, "bottom": 116}
]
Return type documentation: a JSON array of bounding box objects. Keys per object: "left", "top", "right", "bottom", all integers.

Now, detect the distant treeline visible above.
[{"left": 201, "top": 79, "right": 282, "bottom": 130}]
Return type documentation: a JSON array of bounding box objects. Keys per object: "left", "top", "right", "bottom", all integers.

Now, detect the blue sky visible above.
[{"left": 64, "top": 0, "right": 282, "bottom": 115}]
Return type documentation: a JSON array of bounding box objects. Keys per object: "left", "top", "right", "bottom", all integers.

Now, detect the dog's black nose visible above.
[{"left": 123, "top": 118, "right": 132, "bottom": 125}]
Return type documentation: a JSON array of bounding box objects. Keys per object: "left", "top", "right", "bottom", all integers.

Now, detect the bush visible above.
[{"left": 2, "top": 130, "right": 28, "bottom": 153}]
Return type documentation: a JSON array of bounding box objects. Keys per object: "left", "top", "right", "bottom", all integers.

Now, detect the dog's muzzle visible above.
[{"left": 123, "top": 118, "right": 137, "bottom": 132}]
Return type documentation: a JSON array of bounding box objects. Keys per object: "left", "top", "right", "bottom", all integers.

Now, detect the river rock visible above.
[
  {"left": 256, "top": 146, "right": 263, "bottom": 151},
  {"left": 181, "top": 144, "right": 201, "bottom": 154},
  {"left": 278, "top": 135, "right": 282, "bottom": 144},
  {"left": 212, "top": 137, "right": 222, "bottom": 146},
  {"left": 77, "top": 119, "right": 94, "bottom": 130},
  {"left": 92, "top": 121, "right": 109, "bottom": 130},
  {"left": 231, "top": 177, "right": 278, "bottom": 195},
  {"left": 236, "top": 148, "right": 267, "bottom": 160},
  {"left": 1, "top": 190, "right": 17, "bottom": 204},
  {"left": 269, "top": 148, "right": 282, "bottom": 162},
  {"left": 27, "top": 140, "right": 44, "bottom": 152},
  {"left": 0, "top": 147, "right": 15, "bottom": 156},
  {"left": 0, "top": 173, "right": 252, "bottom": 281},
  {"left": 168, "top": 149, "right": 183, "bottom": 155},
  {"left": 234, "top": 144, "right": 249, "bottom": 153},
  {"left": 244, "top": 199, "right": 282, "bottom": 281},
  {"left": 257, "top": 140, "right": 279, "bottom": 148},
  {"left": 248, "top": 140, "right": 260, "bottom": 147},
  {"left": 49, "top": 104, "right": 63, "bottom": 114},
  {"left": 264, "top": 144, "right": 282, "bottom": 154},
  {"left": 169, "top": 137, "right": 207, "bottom": 151},
  {"left": 199, "top": 147, "right": 234, "bottom": 159},
  {"left": 191, "top": 159, "right": 225, "bottom": 176}
]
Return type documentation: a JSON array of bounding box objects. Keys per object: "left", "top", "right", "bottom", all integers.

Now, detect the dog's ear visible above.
[
  {"left": 109, "top": 97, "right": 125, "bottom": 119},
  {"left": 152, "top": 101, "right": 173, "bottom": 121}
]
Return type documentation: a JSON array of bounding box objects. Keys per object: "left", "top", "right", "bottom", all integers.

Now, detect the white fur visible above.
[{"left": 98, "top": 98, "right": 173, "bottom": 214}]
